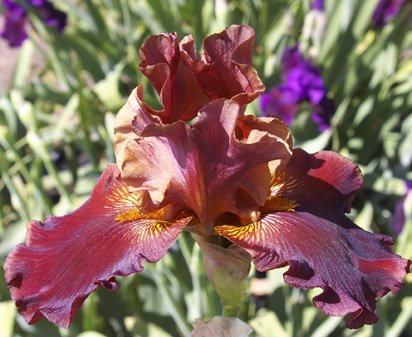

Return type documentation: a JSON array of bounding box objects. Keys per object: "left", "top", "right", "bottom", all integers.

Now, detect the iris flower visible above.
[
  {"left": 4, "top": 25, "right": 410, "bottom": 330},
  {"left": 260, "top": 45, "right": 334, "bottom": 131},
  {"left": 0, "top": 0, "right": 67, "bottom": 47}
]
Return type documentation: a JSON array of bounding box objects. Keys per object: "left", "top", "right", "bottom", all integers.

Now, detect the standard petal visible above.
[
  {"left": 114, "top": 86, "right": 161, "bottom": 168},
  {"left": 121, "top": 99, "right": 292, "bottom": 230},
  {"left": 270, "top": 148, "right": 363, "bottom": 220},
  {"left": 4, "top": 164, "right": 190, "bottom": 328},
  {"left": 215, "top": 212, "right": 410, "bottom": 328},
  {"left": 139, "top": 32, "right": 209, "bottom": 122},
  {"left": 181, "top": 25, "right": 265, "bottom": 104}
]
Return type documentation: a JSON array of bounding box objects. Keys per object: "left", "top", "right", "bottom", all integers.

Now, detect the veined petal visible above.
[
  {"left": 270, "top": 148, "right": 363, "bottom": 220},
  {"left": 115, "top": 26, "right": 266, "bottom": 170},
  {"left": 121, "top": 99, "right": 292, "bottom": 230},
  {"left": 139, "top": 32, "right": 209, "bottom": 122},
  {"left": 181, "top": 25, "right": 265, "bottom": 104},
  {"left": 114, "top": 86, "right": 161, "bottom": 168},
  {"left": 215, "top": 212, "right": 410, "bottom": 328},
  {"left": 4, "top": 164, "right": 190, "bottom": 328}
]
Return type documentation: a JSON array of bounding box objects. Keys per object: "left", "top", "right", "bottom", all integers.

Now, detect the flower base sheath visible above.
[{"left": 4, "top": 25, "right": 410, "bottom": 329}]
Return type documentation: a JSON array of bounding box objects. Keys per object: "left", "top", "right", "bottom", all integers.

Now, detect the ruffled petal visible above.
[
  {"left": 215, "top": 211, "right": 410, "bottom": 328},
  {"left": 121, "top": 99, "right": 292, "bottom": 230},
  {"left": 139, "top": 32, "right": 209, "bottom": 122},
  {"left": 114, "top": 86, "right": 161, "bottom": 168},
  {"left": 181, "top": 25, "right": 265, "bottom": 104},
  {"left": 4, "top": 164, "right": 191, "bottom": 328},
  {"left": 270, "top": 148, "right": 363, "bottom": 220}
]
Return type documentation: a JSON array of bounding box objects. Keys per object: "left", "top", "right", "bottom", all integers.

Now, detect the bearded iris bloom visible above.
[{"left": 4, "top": 25, "right": 410, "bottom": 330}]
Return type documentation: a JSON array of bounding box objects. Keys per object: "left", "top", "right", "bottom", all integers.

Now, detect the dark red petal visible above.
[
  {"left": 139, "top": 33, "right": 209, "bottom": 122},
  {"left": 181, "top": 25, "right": 265, "bottom": 104},
  {"left": 272, "top": 148, "right": 363, "bottom": 219},
  {"left": 215, "top": 212, "right": 410, "bottom": 328},
  {"left": 121, "top": 99, "right": 292, "bottom": 230},
  {"left": 3, "top": 164, "right": 190, "bottom": 328}
]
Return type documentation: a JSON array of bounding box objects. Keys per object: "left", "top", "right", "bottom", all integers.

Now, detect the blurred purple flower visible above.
[
  {"left": 0, "top": 0, "right": 67, "bottom": 47},
  {"left": 282, "top": 45, "right": 327, "bottom": 105},
  {"left": 312, "top": 0, "right": 324, "bottom": 11},
  {"left": 260, "top": 45, "right": 334, "bottom": 130},
  {"left": 391, "top": 181, "right": 412, "bottom": 235},
  {"left": 372, "top": 0, "right": 405, "bottom": 27},
  {"left": 37, "top": 1, "right": 66, "bottom": 32},
  {"left": 1, "top": 0, "right": 27, "bottom": 47},
  {"left": 259, "top": 85, "right": 299, "bottom": 124},
  {"left": 311, "top": 96, "right": 334, "bottom": 131}
]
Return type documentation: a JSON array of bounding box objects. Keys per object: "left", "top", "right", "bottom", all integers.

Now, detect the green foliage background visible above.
[{"left": 0, "top": 0, "right": 411, "bottom": 336}]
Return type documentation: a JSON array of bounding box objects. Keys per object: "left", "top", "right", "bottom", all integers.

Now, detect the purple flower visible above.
[
  {"left": 0, "top": 0, "right": 67, "bottom": 47},
  {"left": 260, "top": 44, "right": 334, "bottom": 130},
  {"left": 1, "top": 1, "right": 27, "bottom": 47},
  {"left": 259, "top": 85, "right": 299, "bottom": 124},
  {"left": 29, "top": 0, "right": 47, "bottom": 5},
  {"left": 282, "top": 45, "right": 327, "bottom": 105},
  {"left": 372, "top": 0, "right": 405, "bottom": 27},
  {"left": 312, "top": 0, "right": 324, "bottom": 11},
  {"left": 391, "top": 181, "right": 412, "bottom": 234},
  {"left": 311, "top": 96, "right": 334, "bottom": 131},
  {"left": 37, "top": 2, "right": 67, "bottom": 32}
]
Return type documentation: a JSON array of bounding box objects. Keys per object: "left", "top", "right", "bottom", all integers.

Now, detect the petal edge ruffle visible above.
[
  {"left": 216, "top": 211, "right": 410, "bottom": 328},
  {"left": 4, "top": 164, "right": 190, "bottom": 327}
]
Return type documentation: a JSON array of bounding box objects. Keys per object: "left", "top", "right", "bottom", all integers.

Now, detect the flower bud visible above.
[{"left": 193, "top": 234, "right": 252, "bottom": 312}]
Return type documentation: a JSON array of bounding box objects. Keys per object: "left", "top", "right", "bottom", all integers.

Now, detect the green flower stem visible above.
[
  {"left": 189, "top": 242, "right": 202, "bottom": 319},
  {"left": 222, "top": 304, "right": 241, "bottom": 317}
]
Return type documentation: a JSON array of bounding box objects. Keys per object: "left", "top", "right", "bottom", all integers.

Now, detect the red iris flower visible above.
[{"left": 4, "top": 25, "right": 410, "bottom": 330}]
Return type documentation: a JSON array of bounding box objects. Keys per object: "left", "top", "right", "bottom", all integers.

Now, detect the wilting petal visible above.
[
  {"left": 4, "top": 164, "right": 191, "bottom": 328},
  {"left": 121, "top": 99, "right": 292, "bottom": 230},
  {"left": 270, "top": 148, "right": 363, "bottom": 220},
  {"left": 181, "top": 25, "right": 265, "bottom": 104},
  {"left": 139, "top": 32, "right": 209, "bottom": 122},
  {"left": 215, "top": 211, "right": 410, "bottom": 328}
]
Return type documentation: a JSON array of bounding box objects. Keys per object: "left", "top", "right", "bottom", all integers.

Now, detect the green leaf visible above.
[
  {"left": 249, "top": 310, "right": 289, "bottom": 337},
  {"left": 93, "top": 63, "right": 125, "bottom": 110},
  {"left": 125, "top": 317, "right": 174, "bottom": 337}
]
